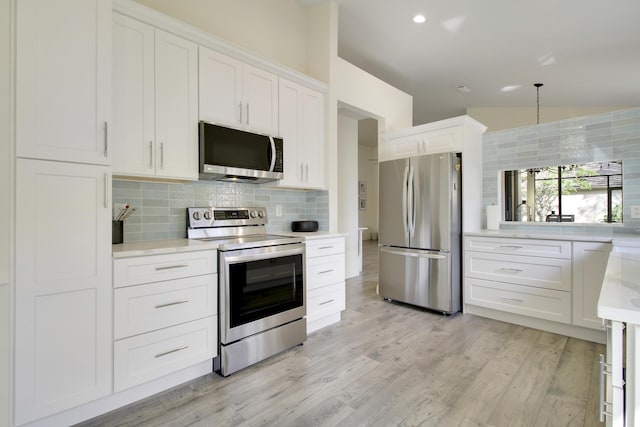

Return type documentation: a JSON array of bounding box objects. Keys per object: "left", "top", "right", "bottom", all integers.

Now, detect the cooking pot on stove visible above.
[{"left": 291, "top": 220, "right": 318, "bottom": 232}]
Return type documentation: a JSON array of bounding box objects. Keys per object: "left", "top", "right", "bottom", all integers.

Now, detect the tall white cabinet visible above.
[
  {"left": 112, "top": 13, "right": 198, "bottom": 181},
  {"left": 14, "top": 0, "right": 113, "bottom": 425},
  {"left": 277, "top": 78, "right": 325, "bottom": 189}
]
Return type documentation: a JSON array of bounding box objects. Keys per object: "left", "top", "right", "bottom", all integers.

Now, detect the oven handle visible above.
[{"left": 221, "top": 244, "right": 305, "bottom": 264}]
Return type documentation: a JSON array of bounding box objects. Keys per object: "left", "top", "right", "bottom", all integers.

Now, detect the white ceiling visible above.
[{"left": 333, "top": 0, "right": 640, "bottom": 125}]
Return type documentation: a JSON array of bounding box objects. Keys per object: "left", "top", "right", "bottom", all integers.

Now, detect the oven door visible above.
[{"left": 219, "top": 243, "right": 305, "bottom": 344}]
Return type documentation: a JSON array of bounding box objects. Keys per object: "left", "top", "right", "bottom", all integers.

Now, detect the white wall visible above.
[
  {"left": 133, "top": 0, "right": 310, "bottom": 75},
  {"left": 467, "top": 106, "right": 628, "bottom": 132},
  {"left": 1, "top": 0, "right": 12, "bottom": 424},
  {"left": 338, "top": 114, "right": 359, "bottom": 279},
  {"left": 357, "top": 144, "right": 378, "bottom": 239}
]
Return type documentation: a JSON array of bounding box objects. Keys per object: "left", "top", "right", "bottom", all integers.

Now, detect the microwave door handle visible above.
[{"left": 268, "top": 136, "right": 276, "bottom": 171}]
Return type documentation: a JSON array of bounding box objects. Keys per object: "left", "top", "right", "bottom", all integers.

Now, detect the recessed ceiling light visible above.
[
  {"left": 413, "top": 14, "right": 426, "bottom": 23},
  {"left": 501, "top": 85, "right": 521, "bottom": 92}
]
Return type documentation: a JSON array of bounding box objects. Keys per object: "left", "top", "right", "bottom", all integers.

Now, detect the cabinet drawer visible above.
[
  {"left": 307, "top": 282, "right": 345, "bottom": 321},
  {"left": 114, "top": 274, "right": 217, "bottom": 339},
  {"left": 306, "top": 238, "right": 345, "bottom": 258},
  {"left": 465, "top": 277, "right": 571, "bottom": 324},
  {"left": 306, "top": 254, "right": 345, "bottom": 290},
  {"left": 465, "top": 251, "right": 571, "bottom": 291},
  {"left": 464, "top": 237, "right": 571, "bottom": 259},
  {"left": 113, "top": 316, "right": 217, "bottom": 392},
  {"left": 113, "top": 250, "right": 217, "bottom": 288}
]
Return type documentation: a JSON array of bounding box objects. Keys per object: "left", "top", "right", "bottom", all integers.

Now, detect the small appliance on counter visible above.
[{"left": 291, "top": 220, "right": 319, "bottom": 232}]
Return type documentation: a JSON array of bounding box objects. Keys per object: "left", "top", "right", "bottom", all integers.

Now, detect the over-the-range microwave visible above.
[{"left": 198, "top": 121, "right": 284, "bottom": 183}]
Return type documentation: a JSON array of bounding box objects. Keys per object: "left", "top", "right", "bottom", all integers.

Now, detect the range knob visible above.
[
  {"left": 258, "top": 210, "right": 265, "bottom": 218},
  {"left": 203, "top": 211, "right": 211, "bottom": 220},
  {"left": 250, "top": 210, "right": 257, "bottom": 218},
  {"left": 192, "top": 211, "right": 201, "bottom": 220}
]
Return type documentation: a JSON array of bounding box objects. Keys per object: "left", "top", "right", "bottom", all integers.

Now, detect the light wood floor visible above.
[{"left": 79, "top": 240, "right": 604, "bottom": 426}]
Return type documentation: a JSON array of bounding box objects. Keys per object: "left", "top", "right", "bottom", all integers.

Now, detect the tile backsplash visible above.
[
  {"left": 113, "top": 180, "right": 329, "bottom": 242},
  {"left": 482, "top": 107, "right": 640, "bottom": 234}
]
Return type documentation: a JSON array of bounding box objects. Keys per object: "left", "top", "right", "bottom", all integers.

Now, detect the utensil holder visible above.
[{"left": 112, "top": 221, "right": 123, "bottom": 244}]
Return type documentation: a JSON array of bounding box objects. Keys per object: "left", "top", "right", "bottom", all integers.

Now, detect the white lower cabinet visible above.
[
  {"left": 464, "top": 235, "right": 609, "bottom": 342},
  {"left": 112, "top": 250, "right": 218, "bottom": 392},
  {"left": 305, "top": 237, "right": 346, "bottom": 333},
  {"left": 15, "top": 159, "right": 113, "bottom": 425}
]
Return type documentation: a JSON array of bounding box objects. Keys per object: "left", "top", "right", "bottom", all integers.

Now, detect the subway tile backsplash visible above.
[
  {"left": 113, "top": 180, "right": 329, "bottom": 242},
  {"left": 483, "top": 107, "right": 640, "bottom": 233}
]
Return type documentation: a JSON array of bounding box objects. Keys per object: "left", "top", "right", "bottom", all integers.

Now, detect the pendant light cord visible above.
[{"left": 534, "top": 83, "right": 543, "bottom": 124}]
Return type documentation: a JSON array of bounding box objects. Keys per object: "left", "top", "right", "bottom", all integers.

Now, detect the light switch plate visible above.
[{"left": 631, "top": 205, "right": 640, "bottom": 219}]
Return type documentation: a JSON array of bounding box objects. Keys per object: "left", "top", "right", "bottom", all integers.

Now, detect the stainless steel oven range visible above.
[{"left": 187, "top": 207, "right": 306, "bottom": 376}]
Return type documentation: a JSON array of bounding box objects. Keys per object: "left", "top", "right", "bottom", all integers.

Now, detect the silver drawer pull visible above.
[
  {"left": 499, "top": 268, "right": 523, "bottom": 273},
  {"left": 500, "top": 245, "right": 523, "bottom": 249},
  {"left": 155, "top": 264, "right": 189, "bottom": 271},
  {"left": 599, "top": 354, "right": 614, "bottom": 421},
  {"left": 318, "top": 246, "right": 334, "bottom": 250},
  {"left": 155, "top": 345, "right": 189, "bottom": 358},
  {"left": 319, "top": 269, "right": 334, "bottom": 274},
  {"left": 499, "top": 296, "right": 524, "bottom": 303},
  {"left": 319, "top": 299, "right": 334, "bottom": 306},
  {"left": 155, "top": 300, "right": 189, "bottom": 309}
]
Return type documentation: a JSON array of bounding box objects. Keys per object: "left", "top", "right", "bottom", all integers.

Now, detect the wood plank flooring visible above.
[{"left": 78, "top": 240, "right": 604, "bottom": 426}]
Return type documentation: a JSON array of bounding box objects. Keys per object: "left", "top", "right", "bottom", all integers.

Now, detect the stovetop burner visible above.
[{"left": 187, "top": 207, "right": 303, "bottom": 251}]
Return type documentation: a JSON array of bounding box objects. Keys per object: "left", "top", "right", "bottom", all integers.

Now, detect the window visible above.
[{"left": 504, "top": 160, "right": 623, "bottom": 224}]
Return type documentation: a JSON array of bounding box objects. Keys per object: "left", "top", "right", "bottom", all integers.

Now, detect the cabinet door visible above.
[
  {"left": 301, "top": 89, "right": 325, "bottom": 188},
  {"left": 198, "top": 46, "right": 243, "bottom": 128},
  {"left": 112, "top": 13, "right": 155, "bottom": 177},
  {"left": 573, "top": 241, "right": 611, "bottom": 329},
  {"left": 16, "top": 0, "right": 111, "bottom": 165},
  {"left": 242, "top": 64, "right": 279, "bottom": 134},
  {"left": 15, "top": 159, "right": 112, "bottom": 425},
  {"left": 387, "top": 134, "right": 423, "bottom": 159},
  {"left": 277, "top": 78, "right": 303, "bottom": 187},
  {"left": 154, "top": 29, "right": 198, "bottom": 180}
]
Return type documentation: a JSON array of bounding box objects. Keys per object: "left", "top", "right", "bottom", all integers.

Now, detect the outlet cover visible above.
[
  {"left": 275, "top": 205, "right": 282, "bottom": 217},
  {"left": 632, "top": 205, "right": 640, "bottom": 219}
]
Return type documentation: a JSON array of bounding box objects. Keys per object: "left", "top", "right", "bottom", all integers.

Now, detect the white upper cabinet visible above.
[
  {"left": 276, "top": 78, "right": 325, "bottom": 189},
  {"left": 112, "top": 14, "right": 198, "bottom": 180},
  {"left": 16, "top": 0, "right": 111, "bottom": 165},
  {"left": 199, "top": 46, "right": 279, "bottom": 135}
]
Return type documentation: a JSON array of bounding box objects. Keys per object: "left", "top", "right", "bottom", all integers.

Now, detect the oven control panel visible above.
[{"left": 188, "top": 207, "right": 268, "bottom": 228}]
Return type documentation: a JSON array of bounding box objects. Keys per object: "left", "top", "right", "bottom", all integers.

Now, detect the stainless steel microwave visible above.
[{"left": 198, "top": 121, "right": 284, "bottom": 183}]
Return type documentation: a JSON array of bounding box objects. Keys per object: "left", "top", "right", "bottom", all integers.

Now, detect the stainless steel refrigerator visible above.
[{"left": 378, "top": 152, "right": 461, "bottom": 313}]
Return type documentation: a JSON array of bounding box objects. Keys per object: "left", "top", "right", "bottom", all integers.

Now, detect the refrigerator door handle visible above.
[
  {"left": 380, "top": 247, "right": 446, "bottom": 260},
  {"left": 408, "top": 165, "right": 416, "bottom": 237},
  {"left": 402, "top": 164, "right": 410, "bottom": 240}
]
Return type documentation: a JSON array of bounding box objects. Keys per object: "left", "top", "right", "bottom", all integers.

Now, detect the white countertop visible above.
[
  {"left": 112, "top": 232, "right": 346, "bottom": 257},
  {"left": 598, "top": 246, "right": 640, "bottom": 324}
]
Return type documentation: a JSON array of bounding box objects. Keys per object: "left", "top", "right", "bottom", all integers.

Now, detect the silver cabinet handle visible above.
[
  {"left": 305, "top": 164, "right": 309, "bottom": 182},
  {"left": 246, "top": 103, "right": 250, "bottom": 125},
  {"left": 499, "top": 296, "right": 524, "bottom": 303},
  {"left": 149, "top": 141, "right": 153, "bottom": 168},
  {"left": 319, "top": 269, "right": 334, "bottom": 274},
  {"left": 155, "top": 300, "right": 189, "bottom": 309},
  {"left": 238, "top": 102, "right": 243, "bottom": 123},
  {"left": 155, "top": 345, "right": 189, "bottom": 358},
  {"left": 160, "top": 142, "right": 164, "bottom": 169},
  {"left": 500, "top": 245, "right": 523, "bottom": 249},
  {"left": 499, "top": 268, "right": 523, "bottom": 273},
  {"left": 318, "top": 246, "right": 334, "bottom": 250},
  {"left": 599, "top": 354, "right": 613, "bottom": 422},
  {"left": 103, "top": 173, "right": 109, "bottom": 208},
  {"left": 319, "top": 299, "right": 334, "bottom": 306},
  {"left": 104, "top": 121, "right": 108, "bottom": 157},
  {"left": 155, "top": 264, "right": 188, "bottom": 271}
]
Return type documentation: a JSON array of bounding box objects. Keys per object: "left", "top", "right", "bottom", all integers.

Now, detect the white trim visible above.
[{"left": 112, "top": 0, "right": 328, "bottom": 93}]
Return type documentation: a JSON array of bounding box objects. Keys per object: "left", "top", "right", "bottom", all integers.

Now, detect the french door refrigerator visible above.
[{"left": 378, "top": 152, "right": 462, "bottom": 313}]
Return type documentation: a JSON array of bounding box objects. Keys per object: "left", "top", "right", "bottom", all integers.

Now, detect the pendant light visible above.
[{"left": 534, "top": 83, "right": 544, "bottom": 124}]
